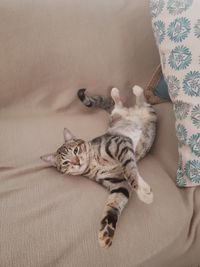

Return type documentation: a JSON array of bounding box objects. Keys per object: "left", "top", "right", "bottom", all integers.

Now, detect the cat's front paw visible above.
[
  {"left": 98, "top": 210, "right": 118, "bottom": 248},
  {"left": 98, "top": 224, "right": 115, "bottom": 248}
]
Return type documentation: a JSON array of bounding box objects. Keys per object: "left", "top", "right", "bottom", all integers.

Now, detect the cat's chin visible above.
[{"left": 68, "top": 164, "right": 88, "bottom": 176}]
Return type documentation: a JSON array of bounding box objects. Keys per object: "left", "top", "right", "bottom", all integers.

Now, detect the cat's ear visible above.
[
  {"left": 40, "top": 153, "right": 57, "bottom": 167},
  {"left": 63, "top": 128, "right": 75, "bottom": 141}
]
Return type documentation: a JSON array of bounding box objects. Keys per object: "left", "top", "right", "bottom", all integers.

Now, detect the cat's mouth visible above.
[{"left": 63, "top": 163, "right": 88, "bottom": 176}]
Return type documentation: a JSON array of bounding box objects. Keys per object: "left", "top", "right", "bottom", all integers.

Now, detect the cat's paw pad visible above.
[
  {"left": 111, "top": 87, "right": 120, "bottom": 97},
  {"left": 98, "top": 224, "right": 115, "bottom": 248},
  {"left": 136, "top": 180, "right": 153, "bottom": 204},
  {"left": 111, "top": 88, "right": 121, "bottom": 103},
  {"left": 132, "top": 85, "right": 143, "bottom": 96}
]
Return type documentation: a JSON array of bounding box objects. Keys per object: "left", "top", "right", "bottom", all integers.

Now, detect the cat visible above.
[{"left": 41, "top": 86, "right": 157, "bottom": 248}]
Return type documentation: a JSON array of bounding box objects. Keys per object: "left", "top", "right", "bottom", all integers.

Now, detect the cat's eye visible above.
[
  {"left": 74, "top": 147, "right": 79, "bottom": 155},
  {"left": 63, "top": 160, "right": 69, "bottom": 165}
]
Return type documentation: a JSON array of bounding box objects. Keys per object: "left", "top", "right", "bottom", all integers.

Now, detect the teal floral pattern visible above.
[
  {"left": 166, "top": 75, "right": 180, "bottom": 99},
  {"left": 167, "top": 17, "right": 191, "bottom": 42},
  {"left": 194, "top": 19, "right": 200, "bottom": 39},
  {"left": 161, "top": 52, "right": 167, "bottom": 69},
  {"left": 183, "top": 71, "right": 200, "bottom": 96},
  {"left": 150, "top": 0, "right": 200, "bottom": 187},
  {"left": 176, "top": 123, "right": 188, "bottom": 145},
  {"left": 185, "top": 160, "right": 200, "bottom": 183},
  {"left": 167, "top": 0, "right": 193, "bottom": 15},
  {"left": 154, "top": 20, "right": 166, "bottom": 44},
  {"left": 168, "top": 46, "right": 192, "bottom": 70},
  {"left": 150, "top": 0, "right": 165, "bottom": 18},
  {"left": 174, "top": 100, "right": 190, "bottom": 120},
  {"left": 188, "top": 133, "right": 200, "bottom": 157},
  {"left": 176, "top": 156, "right": 187, "bottom": 187},
  {"left": 191, "top": 105, "right": 200, "bottom": 129}
]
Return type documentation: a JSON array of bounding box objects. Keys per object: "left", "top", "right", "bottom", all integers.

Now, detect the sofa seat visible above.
[
  {"left": 1, "top": 103, "right": 200, "bottom": 267},
  {"left": 0, "top": 0, "right": 200, "bottom": 266}
]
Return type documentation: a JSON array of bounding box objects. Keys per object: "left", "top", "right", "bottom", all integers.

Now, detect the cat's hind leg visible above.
[
  {"left": 132, "top": 85, "right": 147, "bottom": 107},
  {"left": 109, "top": 88, "right": 128, "bottom": 126},
  {"left": 111, "top": 87, "right": 123, "bottom": 109}
]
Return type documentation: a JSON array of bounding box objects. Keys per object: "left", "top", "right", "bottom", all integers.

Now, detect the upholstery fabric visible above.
[
  {"left": 145, "top": 64, "right": 170, "bottom": 104},
  {"left": 150, "top": 0, "right": 200, "bottom": 187},
  {"left": 0, "top": 1, "right": 200, "bottom": 266},
  {"left": 154, "top": 74, "right": 170, "bottom": 100}
]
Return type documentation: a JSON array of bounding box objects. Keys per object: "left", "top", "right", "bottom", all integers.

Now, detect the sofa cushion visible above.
[{"left": 150, "top": 0, "right": 200, "bottom": 187}]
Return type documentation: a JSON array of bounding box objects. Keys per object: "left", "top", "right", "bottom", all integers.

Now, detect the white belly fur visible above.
[{"left": 108, "top": 106, "right": 151, "bottom": 150}]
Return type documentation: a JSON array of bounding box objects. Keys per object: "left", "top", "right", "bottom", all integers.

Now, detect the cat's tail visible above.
[{"left": 77, "top": 89, "right": 114, "bottom": 113}]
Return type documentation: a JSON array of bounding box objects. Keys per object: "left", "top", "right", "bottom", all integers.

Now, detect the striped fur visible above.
[{"left": 41, "top": 86, "right": 157, "bottom": 248}]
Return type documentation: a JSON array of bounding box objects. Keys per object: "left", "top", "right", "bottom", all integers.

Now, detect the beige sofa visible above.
[{"left": 0, "top": 1, "right": 200, "bottom": 266}]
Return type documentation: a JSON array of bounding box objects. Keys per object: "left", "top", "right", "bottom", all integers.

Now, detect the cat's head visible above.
[{"left": 40, "top": 128, "right": 90, "bottom": 175}]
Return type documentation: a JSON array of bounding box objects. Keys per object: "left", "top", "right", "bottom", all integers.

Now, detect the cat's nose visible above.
[{"left": 72, "top": 157, "right": 80, "bottom": 166}]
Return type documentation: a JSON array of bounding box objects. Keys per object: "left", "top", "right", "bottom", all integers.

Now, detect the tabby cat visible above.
[{"left": 41, "top": 86, "right": 157, "bottom": 248}]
